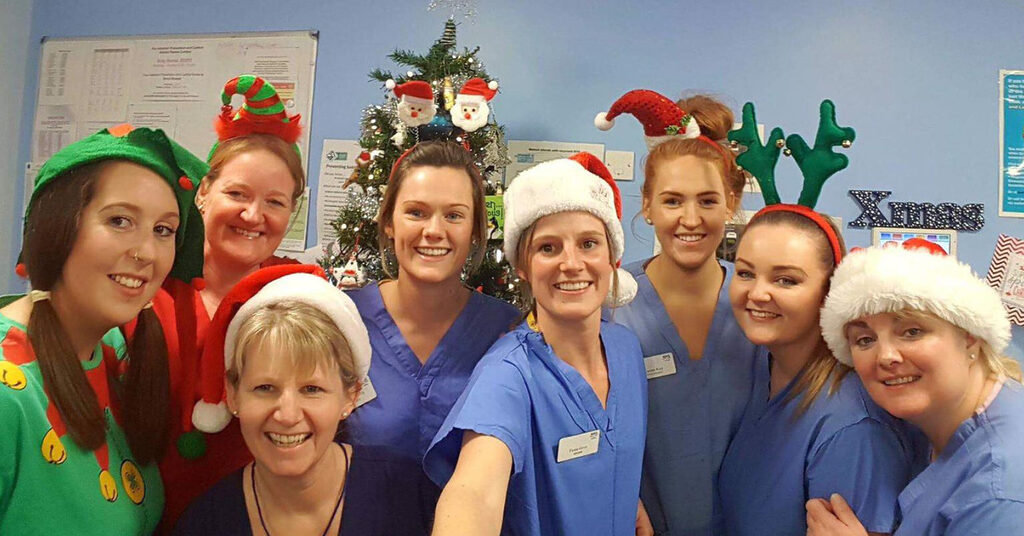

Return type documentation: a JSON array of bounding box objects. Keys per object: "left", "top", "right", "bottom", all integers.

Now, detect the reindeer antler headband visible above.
[{"left": 727, "top": 100, "right": 855, "bottom": 264}]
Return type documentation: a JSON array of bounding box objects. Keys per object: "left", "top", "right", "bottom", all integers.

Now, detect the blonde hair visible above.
[
  {"left": 227, "top": 301, "right": 359, "bottom": 390},
  {"left": 893, "top": 309, "right": 1022, "bottom": 382}
]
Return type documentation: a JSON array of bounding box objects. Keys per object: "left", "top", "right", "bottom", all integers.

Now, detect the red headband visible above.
[
  {"left": 753, "top": 204, "right": 844, "bottom": 265},
  {"left": 697, "top": 135, "right": 731, "bottom": 162}
]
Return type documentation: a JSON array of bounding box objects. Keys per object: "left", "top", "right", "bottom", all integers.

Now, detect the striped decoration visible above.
[{"left": 986, "top": 233, "right": 1024, "bottom": 326}]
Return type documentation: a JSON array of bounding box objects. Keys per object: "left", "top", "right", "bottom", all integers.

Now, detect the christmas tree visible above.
[{"left": 320, "top": 18, "right": 520, "bottom": 305}]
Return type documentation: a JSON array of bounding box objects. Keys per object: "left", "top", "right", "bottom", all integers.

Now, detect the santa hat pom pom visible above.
[
  {"left": 603, "top": 267, "right": 637, "bottom": 308},
  {"left": 595, "top": 112, "right": 615, "bottom": 131},
  {"left": 192, "top": 400, "right": 233, "bottom": 433},
  {"left": 385, "top": 79, "right": 396, "bottom": 90},
  {"left": 487, "top": 80, "right": 499, "bottom": 91}
]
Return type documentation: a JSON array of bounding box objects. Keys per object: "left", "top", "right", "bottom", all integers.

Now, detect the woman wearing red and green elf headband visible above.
[
  {"left": 0, "top": 124, "right": 205, "bottom": 536},
  {"left": 155, "top": 75, "right": 308, "bottom": 529}
]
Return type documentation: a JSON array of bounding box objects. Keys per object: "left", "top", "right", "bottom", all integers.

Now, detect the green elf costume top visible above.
[{"left": 0, "top": 124, "right": 206, "bottom": 536}]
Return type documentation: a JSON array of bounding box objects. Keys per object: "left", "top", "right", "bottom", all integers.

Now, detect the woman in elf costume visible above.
[
  {"left": 593, "top": 90, "right": 762, "bottom": 535},
  {"left": 154, "top": 74, "right": 307, "bottom": 528},
  {"left": 0, "top": 125, "right": 205, "bottom": 535}
]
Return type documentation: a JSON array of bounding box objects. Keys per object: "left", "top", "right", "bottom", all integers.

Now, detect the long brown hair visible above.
[
  {"left": 21, "top": 160, "right": 171, "bottom": 463},
  {"left": 742, "top": 209, "right": 850, "bottom": 416},
  {"left": 377, "top": 140, "right": 488, "bottom": 278}
]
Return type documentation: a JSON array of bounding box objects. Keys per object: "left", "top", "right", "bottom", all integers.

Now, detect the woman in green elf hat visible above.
[{"left": 0, "top": 124, "right": 206, "bottom": 536}]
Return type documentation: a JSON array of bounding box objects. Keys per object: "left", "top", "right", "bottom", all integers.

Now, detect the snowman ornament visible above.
[
  {"left": 451, "top": 78, "right": 498, "bottom": 133},
  {"left": 387, "top": 79, "right": 436, "bottom": 128}
]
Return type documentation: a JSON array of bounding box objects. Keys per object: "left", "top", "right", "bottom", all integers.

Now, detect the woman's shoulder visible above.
[
  {"left": 468, "top": 290, "right": 520, "bottom": 320},
  {"left": 173, "top": 468, "right": 248, "bottom": 535}
]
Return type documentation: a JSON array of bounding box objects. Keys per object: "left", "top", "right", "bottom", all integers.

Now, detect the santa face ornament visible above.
[
  {"left": 452, "top": 97, "right": 489, "bottom": 132},
  {"left": 397, "top": 95, "right": 436, "bottom": 128}
]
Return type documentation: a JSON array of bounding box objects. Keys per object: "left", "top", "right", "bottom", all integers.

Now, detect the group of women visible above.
[{"left": 0, "top": 75, "right": 1021, "bottom": 536}]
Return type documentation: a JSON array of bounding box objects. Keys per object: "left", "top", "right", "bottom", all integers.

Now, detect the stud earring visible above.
[
  {"left": 341, "top": 410, "right": 350, "bottom": 419},
  {"left": 196, "top": 200, "right": 206, "bottom": 213},
  {"left": 970, "top": 353, "right": 977, "bottom": 361},
  {"left": 644, "top": 217, "right": 653, "bottom": 225},
  {"left": 231, "top": 409, "right": 238, "bottom": 416}
]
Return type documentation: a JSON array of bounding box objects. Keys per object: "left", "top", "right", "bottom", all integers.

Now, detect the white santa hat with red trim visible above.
[
  {"left": 502, "top": 152, "right": 637, "bottom": 308},
  {"left": 594, "top": 89, "right": 701, "bottom": 150},
  {"left": 191, "top": 264, "right": 372, "bottom": 433},
  {"left": 455, "top": 77, "right": 499, "bottom": 103},
  {"left": 820, "top": 238, "right": 1011, "bottom": 366}
]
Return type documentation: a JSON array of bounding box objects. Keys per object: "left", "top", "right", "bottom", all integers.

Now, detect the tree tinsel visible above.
[{"left": 320, "top": 17, "right": 520, "bottom": 307}]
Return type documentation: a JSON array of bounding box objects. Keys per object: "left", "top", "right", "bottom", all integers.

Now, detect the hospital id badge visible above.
[
  {"left": 556, "top": 430, "right": 600, "bottom": 463},
  {"left": 355, "top": 375, "right": 377, "bottom": 408},
  {"left": 644, "top": 352, "right": 676, "bottom": 379}
]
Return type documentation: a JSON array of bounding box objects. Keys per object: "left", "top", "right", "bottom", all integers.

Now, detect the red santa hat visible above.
[
  {"left": 455, "top": 78, "right": 499, "bottom": 103},
  {"left": 821, "top": 238, "right": 1011, "bottom": 366},
  {"left": 594, "top": 89, "right": 701, "bottom": 150},
  {"left": 386, "top": 79, "right": 435, "bottom": 104},
  {"left": 502, "top": 152, "right": 637, "bottom": 308},
  {"left": 191, "top": 264, "right": 372, "bottom": 433}
]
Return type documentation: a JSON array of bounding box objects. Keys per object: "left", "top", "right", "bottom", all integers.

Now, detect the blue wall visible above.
[{"left": 9, "top": 0, "right": 1024, "bottom": 359}]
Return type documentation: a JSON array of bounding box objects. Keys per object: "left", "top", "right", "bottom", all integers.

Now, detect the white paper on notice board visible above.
[
  {"left": 316, "top": 139, "right": 363, "bottom": 246},
  {"left": 505, "top": 140, "right": 605, "bottom": 184}
]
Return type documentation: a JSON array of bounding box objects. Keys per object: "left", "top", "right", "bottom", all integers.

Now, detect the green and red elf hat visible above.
[
  {"left": 209, "top": 75, "right": 302, "bottom": 160},
  {"left": 22, "top": 124, "right": 206, "bottom": 284}
]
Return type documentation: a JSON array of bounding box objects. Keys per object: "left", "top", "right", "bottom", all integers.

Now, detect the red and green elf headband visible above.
[{"left": 209, "top": 75, "right": 302, "bottom": 161}]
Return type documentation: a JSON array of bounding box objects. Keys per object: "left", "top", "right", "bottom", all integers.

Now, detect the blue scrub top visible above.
[
  {"left": 424, "top": 321, "right": 648, "bottom": 536},
  {"left": 605, "top": 259, "right": 763, "bottom": 536},
  {"left": 719, "top": 357, "right": 919, "bottom": 535},
  {"left": 343, "top": 281, "right": 519, "bottom": 462},
  {"left": 895, "top": 381, "right": 1024, "bottom": 535}
]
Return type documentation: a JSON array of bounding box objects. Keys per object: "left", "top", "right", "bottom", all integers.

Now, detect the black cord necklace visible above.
[{"left": 251, "top": 444, "right": 350, "bottom": 536}]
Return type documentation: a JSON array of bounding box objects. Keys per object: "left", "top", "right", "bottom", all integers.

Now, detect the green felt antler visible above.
[
  {"left": 727, "top": 102, "right": 785, "bottom": 206},
  {"left": 785, "top": 100, "right": 855, "bottom": 208}
]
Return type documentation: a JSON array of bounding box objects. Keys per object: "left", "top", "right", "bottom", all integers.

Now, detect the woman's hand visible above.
[
  {"left": 636, "top": 499, "right": 654, "bottom": 536},
  {"left": 805, "top": 493, "right": 871, "bottom": 536}
]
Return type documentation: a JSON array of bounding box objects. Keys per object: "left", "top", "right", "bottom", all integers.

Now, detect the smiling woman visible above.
[
  {"left": 340, "top": 140, "right": 519, "bottom": 533},
  {"left": 718, "top": 207, "right": 921, "bottom": 536},
  {"left": 811, "top": 240, "right": 1024, "bottom": 535},
  {"left": 173, "top": 267, "right": 429, "bottom": 536},
  {"left": 425, "top": 153, "right": 648, "bottom": 536},
  {"left": 0, "top": 125, "right": 206, "bottom": 536}
]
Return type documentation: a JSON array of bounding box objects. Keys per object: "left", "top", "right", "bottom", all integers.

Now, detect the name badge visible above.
[
  {"left": 556, "top": 430, "right": 600, "bottom": 463},
  {"left": 644, "top": 352, "right": 677, "bottom": 379},
  {"left": 355, "top": 375, "right": 377, "bottom": 408}
]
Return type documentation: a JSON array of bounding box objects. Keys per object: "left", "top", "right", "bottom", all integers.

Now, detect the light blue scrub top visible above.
[
  {"left": 719, "top": 359, "right": 919, "bottom": 535},
  {"left": 895, "top": 380, "right": 1024, "bottom": 535},
  {"left": 604, "top": 259, "right": 762, "bottom": 536},
  {"left": 343, "top": 281, "right": 520, "bottom": 462},
  {"left": 425, "top": 321, "right": 648, "bottom": 536}
]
